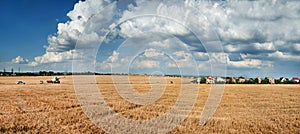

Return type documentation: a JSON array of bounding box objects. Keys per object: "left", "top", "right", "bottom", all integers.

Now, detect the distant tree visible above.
[
  {"left": 283, "top": 80, "right": 293, "bottom": 84},
  {"left": 275, "top": 77, "right": 285, "bottom": 84},
  {"left": 48, "top": 71, "right": 54, "bottom": 76},
  {"left": 200, "top": 77, "right": 206, "bottom": 83},
  {"left": 225, "top": 77, "right": 230, "bottom": 84},
  {"left": 39, "top": 71, "right": 47, "bottom": 76},
  {"left": 275, "top": 79, "right": 281, "bottom": 84},
  {"left": 55, "top": 72, "right": 63, "bottom": 75},
  {"left": 245, "top": 78, "right": 255, "bottom": 84},
  {"left": 261, "top": 77, "right": 270, "bottom": 84},
  {"left": 254, "top": 78, "right": 259, "bottom": 84}
]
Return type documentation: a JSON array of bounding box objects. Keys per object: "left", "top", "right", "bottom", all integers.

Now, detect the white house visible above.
[
  {"left": 280, "top": 78, "right": 287, "bottom": 83},
  {"left": 238, "top": 78, "right": 246, "bottom": 83},
  {"left": 269, "top": 78, "right": 275, "bottom": 84},
  {"left": 216, "top": 77, "right": 226, "bottom": 83},
  {"left": 257, "top": 77, "right": 261, "bottom": 84}
]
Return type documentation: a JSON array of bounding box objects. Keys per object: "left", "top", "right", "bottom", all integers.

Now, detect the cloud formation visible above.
[
  {"left": 135, "top": 60, "right": 160, "bottom": 69},
  {"left": 33, "top": 0, "right": 117, "bottom": 65},
  {"left": 11, "top": 56, "right": 29, "bottom": 64},
  {"left": 28, "top": 0, "right": 300, "bottom": 77}
]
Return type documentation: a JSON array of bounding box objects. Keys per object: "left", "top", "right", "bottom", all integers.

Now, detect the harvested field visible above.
[{"left": 0, "top": 76, "right": 299, "bottom": 133}]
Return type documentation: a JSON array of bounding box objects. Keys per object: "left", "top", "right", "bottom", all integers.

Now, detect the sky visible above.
[{"left": 1, "top": 0, "right": 300, "bottom": 79}]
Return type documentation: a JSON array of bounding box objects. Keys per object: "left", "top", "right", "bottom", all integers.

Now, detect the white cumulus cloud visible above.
[
  {"left": 11, "top": 56, "right": 29, "bottom": 64},
  {"left": 135, "top": 60, "right": 160, "bottom": 69},
  {"left": 143, "top": 48, "right": 164, "bottom": 58},
  {"left": 268, "top": 51, "right": 300, "bottom": 61},
  {"left": 24, "top": 0, "right": 300, "bottom": 77},
  {"left": 106, "top": 51, "right": 119, "bottom": 63}
]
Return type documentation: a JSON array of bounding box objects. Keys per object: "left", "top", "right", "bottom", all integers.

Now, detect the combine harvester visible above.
[{"left": 47, "top": 76, "right": 60, "bottom": 84}]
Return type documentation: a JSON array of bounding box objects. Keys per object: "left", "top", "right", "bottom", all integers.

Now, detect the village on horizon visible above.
[{"left": 1, "top": 68, "right": 299, "bottom": 85}]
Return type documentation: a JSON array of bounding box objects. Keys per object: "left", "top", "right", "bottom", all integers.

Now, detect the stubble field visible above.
[{"left": 0, "top": 76, "right": 299, "bottom": 133}]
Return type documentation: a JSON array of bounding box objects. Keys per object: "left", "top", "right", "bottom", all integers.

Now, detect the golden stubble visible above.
[{"left": 0, "top": 76, "right": 299, "bottom": 133}]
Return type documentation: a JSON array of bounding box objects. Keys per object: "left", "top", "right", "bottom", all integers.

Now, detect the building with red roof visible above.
[
  {"left": 206, "top": 76, "right": 215, "bottom": 84},
  {"left": 292, "top": 77, "right": 299, "bottom": 83}
]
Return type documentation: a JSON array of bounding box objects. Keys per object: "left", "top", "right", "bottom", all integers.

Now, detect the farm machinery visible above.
[{"left": 47, "top": 76, "right": 60, "bottom": 84}]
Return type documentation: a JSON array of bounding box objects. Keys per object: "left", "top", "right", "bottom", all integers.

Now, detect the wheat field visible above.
[{"left": 0, "top": 76, "right": 299, "bottom": 133}]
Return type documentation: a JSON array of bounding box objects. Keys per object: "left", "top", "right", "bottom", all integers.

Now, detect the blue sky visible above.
[
  {"left": 0, "top": 0, "right": 78, "bottom": 61},
  {"left": 1, "top": 0, "right": 300, "bottom": 79}
]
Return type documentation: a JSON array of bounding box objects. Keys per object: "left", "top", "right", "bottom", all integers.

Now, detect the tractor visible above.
[{"left": 47, "top": 76, "right": 60, "bottom": 84}]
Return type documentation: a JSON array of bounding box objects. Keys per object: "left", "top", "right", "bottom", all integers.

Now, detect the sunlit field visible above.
[{"left": 0, "top": 76, "right": 299, "bottom": 133}]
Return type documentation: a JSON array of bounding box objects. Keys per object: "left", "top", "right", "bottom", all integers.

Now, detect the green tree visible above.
[
  {"left": 200, "top": 77, "right": 206, "bottom": 83},
  {"left": 39, "top": 71, "right": 47, "bottom": 76},
  {"left": 48, "top": 71, "right": 54, "bottom": 76},
  {"left": 246, "top": 78, "right": 255, "bottom": 84},
  {"left": 275, "top": 79, "right": 281, "bottom": 84},
  {"left": 254, "top": 78, "right": 259, "bottom": 84},
  {"left": 261, "top": 77, "right": 270, "bottom": 84}
]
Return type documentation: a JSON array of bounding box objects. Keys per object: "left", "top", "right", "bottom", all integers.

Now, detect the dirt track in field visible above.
[{"left": 0, "top": 76, "right": 299, "bottom": 133}]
